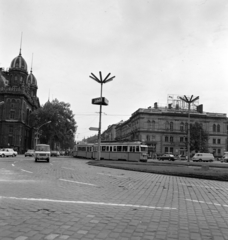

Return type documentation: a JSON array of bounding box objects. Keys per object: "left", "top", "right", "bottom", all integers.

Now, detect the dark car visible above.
[
  {"left": 158, "top": 154, "right": 175, "bottom": 161},
  {"left": 25, "top": 149, "right": 34, "bottom": 157},
  {"left": 51, "top": 151, "right": 60, "bottom": 157}
]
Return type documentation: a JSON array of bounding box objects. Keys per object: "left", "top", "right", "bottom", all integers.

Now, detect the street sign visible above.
[
  {"left": 89, "top": 127, "right": 99, "bottom": 131},
  {"left": 92, "top": 97, "right": 109, "bottom": 106}
]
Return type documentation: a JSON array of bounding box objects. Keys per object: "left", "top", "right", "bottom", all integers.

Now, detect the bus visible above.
[{"left": 73, "top": 141, "right": 148, "bottom": 162}]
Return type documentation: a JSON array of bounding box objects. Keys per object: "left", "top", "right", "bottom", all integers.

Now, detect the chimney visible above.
[
  {"left": 197, "top": 104, "right": 203, "bottom": 113},
  {"left": 154, "top": 102, "right": 158, "bottom": 109}
]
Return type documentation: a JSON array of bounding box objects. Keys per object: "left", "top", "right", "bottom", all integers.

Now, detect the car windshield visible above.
[{"left": 36, "top": 146, "right": 50, "bottom": 151}]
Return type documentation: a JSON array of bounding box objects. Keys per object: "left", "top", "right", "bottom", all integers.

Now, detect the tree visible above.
[
  {"left": 30, "top": 99, "right": 77, "bottom": 149},
  {"left": 187, "top": 122, "right": 209, "bottom": 153}
]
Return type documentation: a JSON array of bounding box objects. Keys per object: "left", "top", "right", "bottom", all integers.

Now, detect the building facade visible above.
[
  {"left": 0, "top": 49, "right": 40, "bottom": 153},
  {"left": 115, "top": 102, "right": 228, "bottom": 158}
]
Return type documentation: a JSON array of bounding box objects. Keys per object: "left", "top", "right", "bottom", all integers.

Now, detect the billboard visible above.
[{"left": 167, "top": 94, "right": 199, "bottom": 110}]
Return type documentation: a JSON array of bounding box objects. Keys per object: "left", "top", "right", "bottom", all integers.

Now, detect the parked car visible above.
[
  {"left": 179, "top": 155, "right": 187, "bottom": 160},
  {"left": 221, "top": 152, "right": 228, "bottom": 163},
  {"left": 0, "top": 148, "right": 17, "bottom": 157},
  {"left": 51, "top": 151, "right": 60, "bottom": 157},
  {"left": 158, "top": 153, "right": 175, "bottom": 161},
  {"left": 25, "top": 149, "right": 34, "bottom": 157},
  {"left": 192, "top": 153, "right": 214, "bottom": 162}
]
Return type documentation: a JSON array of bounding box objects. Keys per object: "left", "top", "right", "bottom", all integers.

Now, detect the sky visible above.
[{"left": 1, "top": 0, "right": 228, "bottom": 141}]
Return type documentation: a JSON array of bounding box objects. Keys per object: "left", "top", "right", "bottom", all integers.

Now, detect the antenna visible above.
[
  {"left": 19, "top": 32, "right": 23, "bottom": 55},
  {"left": 30, "top": 53, "right": 34, "bottom": 72}
]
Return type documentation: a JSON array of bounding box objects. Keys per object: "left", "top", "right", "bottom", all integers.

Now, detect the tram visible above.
[{"left": 72, "top": 141, "right": 148, "bottom": 162}]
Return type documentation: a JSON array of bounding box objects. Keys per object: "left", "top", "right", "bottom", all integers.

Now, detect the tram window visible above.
[
  {"left": 141, "top": 147, "right": 147, "bottom": 151},
  {"left": 130, "top": 146, "right": 135, "bottom": 152},
  {"left": 136, "top": 146, "right": 139, "bottom": 152},
  {"left": 117, "top": 146, "right": 122, "bottom": 152},
  {"left": 113, "top": 146, "right": 117, "bottom": 152},
  {"left": 101, "top": 146, "right": 106, "bottom": 152},
  {"left": 123, "top": 146, "right": 128, "bottom": 152},
  {"left": 110, "top": 146, "right": 113, "bottom": 152}
]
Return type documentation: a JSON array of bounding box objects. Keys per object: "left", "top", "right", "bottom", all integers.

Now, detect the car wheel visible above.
[
  {"left": 35, "top": 158, "right": 37, "bottom": 162},
  {"left": 47, "top": 158, "right": 50, "bottom": 163},
  {"left": 2, "top": 154, "right": 5, "bottom": 157}
]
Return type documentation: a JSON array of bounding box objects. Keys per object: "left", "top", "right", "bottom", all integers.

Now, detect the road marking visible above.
[
  {"left": 12, "top": 164, "right": 15, "bottom": 166},
  {"left": 59, "top": 178, "right": 97, "bottom": 186},
  {"left": 21, "top": 169, "right": 33, "bottom": 174},
  {"left": 62, "top": 167, "right": 73, "bottom": 170},
  {"left": 186, "top": 199, "right": 226, "bottom": 207},
  {"left": 0, "top": 196, "right": 177, "bottom": 210},
  {"left": 97, "top": 173, "right": 127, "bottom": 178}
]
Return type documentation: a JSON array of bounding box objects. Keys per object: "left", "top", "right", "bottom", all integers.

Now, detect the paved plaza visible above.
[{"left": 0, "top": 156, "right": 228, "bottom": 240}]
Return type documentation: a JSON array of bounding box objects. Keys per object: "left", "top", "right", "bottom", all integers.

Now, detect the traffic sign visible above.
[
  {"left": 89, "top": 127, "right": 99, "bottom": 131},
  {"left": 92, "top": 97, "right": 109, "bottom": 106}
]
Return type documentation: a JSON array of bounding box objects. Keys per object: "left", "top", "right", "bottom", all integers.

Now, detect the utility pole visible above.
[
  {"left": 90, "top": 72, "right": 115, "bottom": 160},
  {"left": 179, "top": 95, "right": 199, "bottom": 162}
]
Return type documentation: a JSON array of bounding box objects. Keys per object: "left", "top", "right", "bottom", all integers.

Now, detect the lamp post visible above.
[
  {"left": 179, "top": 95, "right": 199, "bottom": 162},
  {"left": 89, "top": 71, "right": 115, "bottom": 160},
  {"left": 34, "top": 121, "right": 51, "bottom": 148}
]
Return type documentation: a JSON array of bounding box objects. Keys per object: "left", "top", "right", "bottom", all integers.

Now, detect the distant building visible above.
[
  {"left": 101, "top": 123, "right": 118, "bottom": 141},
  {"left": 0, "top": 48, "right": 40, "bottom": 153},
  {"left": 115, "top": 102, "right": 228, "bottom": 158}
]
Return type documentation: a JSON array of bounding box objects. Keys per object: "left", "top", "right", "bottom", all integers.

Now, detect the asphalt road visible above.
[{"left": 0, "top": 155, "right": 228, "bottom": 240}]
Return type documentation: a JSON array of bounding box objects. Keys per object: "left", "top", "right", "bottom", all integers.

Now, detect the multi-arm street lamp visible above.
[
  {"left": 179, "top": 95, "right": 199, "bottom": 162},
  {"left": 90, "top": 71, "right": 115, "bottom": 160},
  {"left": 34, "top": 121, "right": 51, "bottom": 148}
]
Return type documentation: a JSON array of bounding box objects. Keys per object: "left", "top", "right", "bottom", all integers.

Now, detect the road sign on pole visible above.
[
  {"left": 92, "top": 97, "right": 109, "bottom": 106},
  {"left": 89, "top": 127, "right": 99, "bottom": 131}
]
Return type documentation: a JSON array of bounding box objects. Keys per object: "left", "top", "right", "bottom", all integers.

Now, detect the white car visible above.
[
  {"left": 0, "top": 148, "right": 17, "bottom": 157},
  {"left": 192, "top": 153, "right": 214, "bottom": 162}
]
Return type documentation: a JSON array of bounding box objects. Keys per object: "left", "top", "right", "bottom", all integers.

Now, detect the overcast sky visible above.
[{"left": 1, "top": 0, "right": 228, "bottom": 140}]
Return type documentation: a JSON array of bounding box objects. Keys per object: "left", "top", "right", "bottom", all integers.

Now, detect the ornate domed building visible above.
[{"left": 0, "top": 48, "right": 40, "bottom": 153}]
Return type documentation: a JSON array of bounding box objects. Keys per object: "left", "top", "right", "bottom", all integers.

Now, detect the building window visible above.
[
  {"left": 146, "top": 135, "right": 150, "bottom": 141},
  {"left": 217, "top": 124, "right": 220, "bottom": 132},
  {"left": 218, "top": 149, "right": 221, "bottom": 154},
  {"left": 165, "top": 136, "right": 168, "bottom": 142},
  {"left": 170, "top": 147, "right": 173, "bottom": 153},
  {"left": 217, "top": 139, "right": 221, "bottom": 144},
  {"left": 180, "top": 122, "right": 184, "bottom": 132},
  {"left": 185, "top": 123, "right": 188, "bottom": 132},
  {"left": 180, "top": 137, "right": 183, "bottom": 142},
  {"left": 165, "top": 147, "right": 168, "bottom": 153},
  {"left": 9, "top": 126, "right": 13, "bottom": 134},
  {"left": 213, "top": 124, "right": 216, "bottom": 132},
  {"left": 152, "top": 121, "right": 155, "bottom": 130},
  {"left": 8, "top": 136, "right": 13, "bottom": 145},
  {"left": 10, "top": 110, "right": 15, "bottom": 119},
  {"left": 213, "top": 139, "right": 216, "bottom": 144},
  {"left": 170, "top": 136, "right": 173, "bottom": 142},
  {"left": 170, "top": 122, "right": 173, "bottom": 131}
]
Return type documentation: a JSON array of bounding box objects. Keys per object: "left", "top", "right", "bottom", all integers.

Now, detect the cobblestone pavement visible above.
[{"left": 0, "top": 156, "right": 228, "bottom": 240}]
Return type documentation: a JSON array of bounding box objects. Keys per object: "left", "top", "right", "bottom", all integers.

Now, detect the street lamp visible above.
[
  {"left": 89, "top": 71, "right": 115, "bottom": 160},
  {"left": 34, "top": 121, "right": 51, "bottom": 148},
  {"left": 179, "top": 95, "right": 199, "bottom": 162}
]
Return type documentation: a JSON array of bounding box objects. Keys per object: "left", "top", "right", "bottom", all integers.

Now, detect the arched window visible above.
[
  {"left": 170, "top": 122, "right": 173, "bottom": 131},
  {"left": 217, "top": 124, "right": 220, "bottom": 132},
  {"left": 213, "top": 124, "right": 216, "bottom": 132}
]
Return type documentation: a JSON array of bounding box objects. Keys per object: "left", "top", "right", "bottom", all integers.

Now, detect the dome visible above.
[
  {"left": 10, "top": 50, "right": 27, "bottom": 72},
  {"left": 26, "top": 70, "right": 37, "bottom": 87}
]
